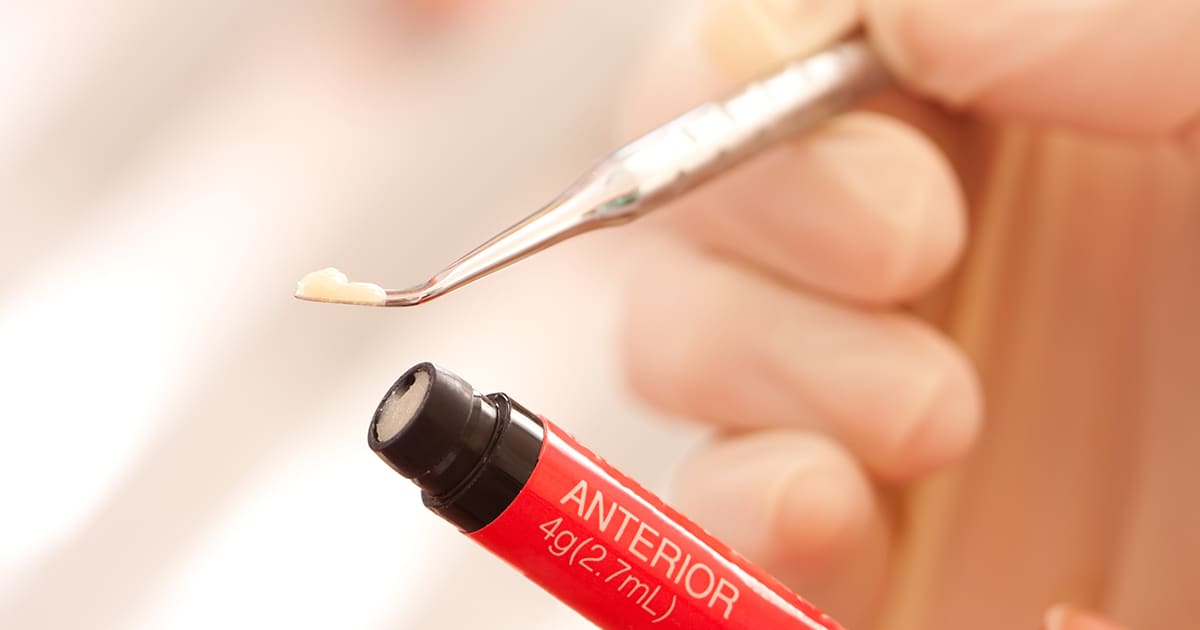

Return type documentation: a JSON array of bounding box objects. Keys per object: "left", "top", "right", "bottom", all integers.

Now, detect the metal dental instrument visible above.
[{"left": 298, "top": 38, "right": 890, "bottom": 307}]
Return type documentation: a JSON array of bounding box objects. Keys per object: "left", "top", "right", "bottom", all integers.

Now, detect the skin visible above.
[{"left": 617, "top": 1, "right": 1200, "bottom": 629}]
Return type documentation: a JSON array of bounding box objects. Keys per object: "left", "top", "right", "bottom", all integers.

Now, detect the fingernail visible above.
[
  {"left": 700, "top": 0, "right": 860, "bottom": 81},
  {"left": 1044, "top": 605, "right": 1071, "bottom": 630},
  {"left": 1044, "top": 604, "right": 1125, "bottom": 630},
  {"left": 774, "top": 465, "right": 866, "bottom": 567}
]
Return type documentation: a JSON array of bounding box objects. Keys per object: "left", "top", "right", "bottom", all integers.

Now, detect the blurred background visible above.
[{"left": 0, "top": 1, "right": 707, "bottom": 627}]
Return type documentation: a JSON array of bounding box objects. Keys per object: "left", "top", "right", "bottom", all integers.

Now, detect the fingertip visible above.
[
  {"left": 699, "top": 0, "right": 860, "bottom": 82},
  {"left": 861, "top": 0, "right": 954, "bottom": 101},
  {"left": 657, "top": 111, "right": 967, "bottom": 306},
  {"left": 618, "top": 0, "right": 862, "bottom": 142},
  {"left": 1044, "top": 605, "right": 1070, "bottom": 630},
  {"left": 1044, "top": 604, "right": 1127, "bottom": 630},
  {"left": 773, "top": 454, "right": 875, "bottom": 572},
  {"left": 672, "top": 432, "right": 883, "bottom": 573},
  {"left": 809, "top": 113, "right": 967, "bottom": 303},
  {"left": 865, "top": 0, "right": 1200, "bottom": 136},
  {"left": 671, "top": 431, "right": 892, "bottom": 626},
  {"left": 862, "top": 0, "right": 1060, "bottom": 108},
  {"left": 884, "top": 343, "right": 982, "bottom": 479}
]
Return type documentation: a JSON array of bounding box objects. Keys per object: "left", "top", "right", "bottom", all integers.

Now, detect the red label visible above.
[{"left": 470, "top": 420, "right": 845, "bottom": 629}]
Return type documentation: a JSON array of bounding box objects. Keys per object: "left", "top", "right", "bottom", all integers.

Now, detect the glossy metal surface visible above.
[{"left": 382, "top": 38, "right": 890, "bottom": 307}]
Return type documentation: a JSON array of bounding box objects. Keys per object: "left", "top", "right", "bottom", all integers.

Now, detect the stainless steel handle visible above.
[{"left": 613, "top": 38, "right": 890, "bottom": 214}]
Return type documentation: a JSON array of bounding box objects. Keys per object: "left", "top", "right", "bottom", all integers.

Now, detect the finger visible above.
[
  {"left": 699, "top": 0, "right": 860, "bottom": 82},
  {"left": 621, "top": 235, "right": 981, "bottom": 480},
  {"left": 664, "top": 111, "right": 965, "bottom": 305},
  {"left": 672, "top": 430, "right": 891, "bottom": 628},
  {"left": 620, "top": 0, "right": 864, "bottom": 138},
  {"left": 622, "top": 5, "right": 967, "bottom": 305},
  {"left": 620, "top": 0, "right": 969, "bottom": 155},
  {"left": 864, "top": 0, "right": 1200, "bottom": 139},
  {"left": 1044, "top": 605, "right": 1128, "bottom": 630}
]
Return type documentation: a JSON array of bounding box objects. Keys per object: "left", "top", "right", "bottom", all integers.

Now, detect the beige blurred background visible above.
[{"left": 0, "top": 1, "right": 709, "bottom": 627}]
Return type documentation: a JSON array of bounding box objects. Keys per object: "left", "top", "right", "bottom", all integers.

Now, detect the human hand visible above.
[{"left": 619, "top": 1, "right": 1200, "bottom": 628}]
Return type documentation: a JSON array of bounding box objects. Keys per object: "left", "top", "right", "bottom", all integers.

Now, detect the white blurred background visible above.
[{"left": 0, "top": 1, "right": 708, "bottom": 627}]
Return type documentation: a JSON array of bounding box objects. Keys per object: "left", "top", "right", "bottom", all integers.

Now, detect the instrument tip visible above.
[{"left": 294, "top": 267, "right": 388, "bottom": 306}]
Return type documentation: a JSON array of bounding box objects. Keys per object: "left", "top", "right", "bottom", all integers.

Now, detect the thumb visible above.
[
  {"left": 1043, "top": 604, "right": 1127, "bottom": 630},
  {"left": 864, "top": 0, "right": 1200, "bottom": 139}
]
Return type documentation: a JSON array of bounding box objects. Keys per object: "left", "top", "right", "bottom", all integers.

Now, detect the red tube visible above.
[
  {"left": 471, "top": 418, "right": 843, "bottom": 629},
  {"left": 368, "top": 363, "right": 844, "bottom": 629}
]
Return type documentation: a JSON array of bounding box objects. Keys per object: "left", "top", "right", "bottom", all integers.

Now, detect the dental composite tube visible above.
[{"left": 368, "top": 363, "right": 845, "bottom": 629}]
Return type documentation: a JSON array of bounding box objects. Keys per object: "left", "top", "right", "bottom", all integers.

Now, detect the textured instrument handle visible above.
[{"left": 616, "top": 39, "right": 890, "bottom": 207}]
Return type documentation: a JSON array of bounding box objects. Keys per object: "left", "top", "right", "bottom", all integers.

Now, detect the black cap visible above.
[
  {"left": 369, "top": 362, "right": 545, "bottom": 531},
  {"left": 368, "top": 363, "right": 499, "bottom": 497}
]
